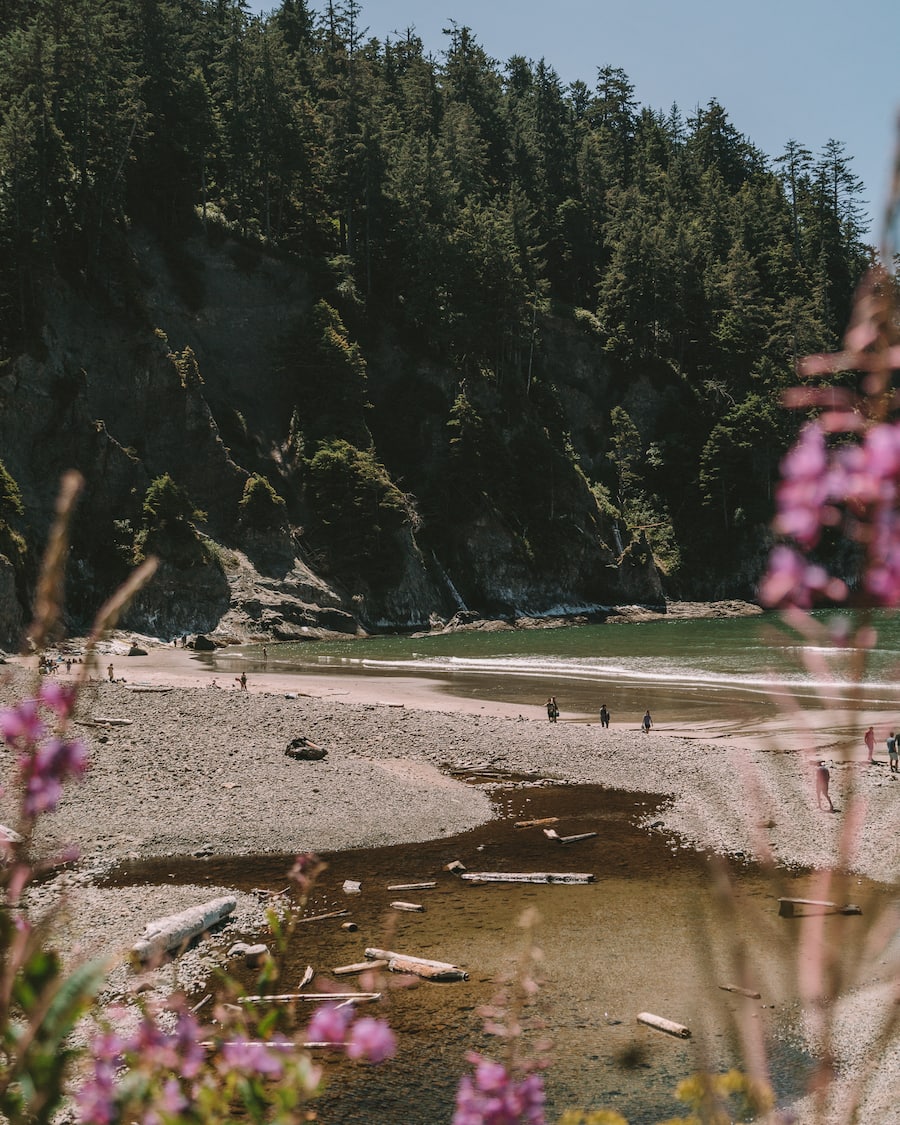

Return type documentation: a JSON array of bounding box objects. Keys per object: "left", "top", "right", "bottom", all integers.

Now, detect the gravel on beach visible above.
[{"left": 2, "top": 663, "right": 899, "bottom": 1124}]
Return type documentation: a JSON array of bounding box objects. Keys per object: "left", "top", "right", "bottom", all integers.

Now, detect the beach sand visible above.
[{"left": 2, "top": 641, "right": 899, "bottom": 1124}]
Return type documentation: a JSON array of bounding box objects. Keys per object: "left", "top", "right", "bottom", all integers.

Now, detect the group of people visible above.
[
  {"left": 868, "top": 725, "right": 900, "bottom": 772},
  {"left": 543, "top": 698, "right": 653, "bottom": 732}
]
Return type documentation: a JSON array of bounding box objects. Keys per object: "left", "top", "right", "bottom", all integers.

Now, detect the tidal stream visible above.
[{"left": 102, "top": 780, "right": 885, "bottom": 1123}]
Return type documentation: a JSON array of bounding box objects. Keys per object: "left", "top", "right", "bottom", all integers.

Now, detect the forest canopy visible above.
[{"left": 0, "top": 0, "right": 876, "bottom": 611}]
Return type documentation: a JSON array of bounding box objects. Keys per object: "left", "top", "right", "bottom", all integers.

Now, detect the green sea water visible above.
[{"left": 221, "top": 610, "right": 900, "bottom": 747}]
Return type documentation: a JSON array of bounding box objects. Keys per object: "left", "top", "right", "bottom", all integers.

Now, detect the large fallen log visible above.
[
  {"left": 132, "top": 896, "right": 236, "bottom": 961},
  {"left": 637, "top": 1011, "right": 691, "bottom": 1039},
  {"left": 460, "top": 871, "right": 595, "bottom": 885},
  {"left": 365, "top": 947, "right": 469, "bottom": 982}
]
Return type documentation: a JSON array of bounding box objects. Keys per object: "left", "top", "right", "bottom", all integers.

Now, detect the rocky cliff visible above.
[{"left": 0, "top": 227, "right": 665, "bottom": 646}]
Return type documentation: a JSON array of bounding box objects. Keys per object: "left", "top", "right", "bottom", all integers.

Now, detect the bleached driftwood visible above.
[
  {"left": 132, "top": 895, "right": 237, "bottom": 961},
  {"left": 637, "top": 1011, "right": 691, "bottom": 1038},
  {"left": 388, "top": 955, "right": 467, "bottom": 981},
  {"left": 778, "top": 897, "right": 862, "bottom": 917},
  {"left": 296, "top": 909, "right": 350, "bottom": 924},
  {"left": 543, "top": 829, "right": 598, "bottom": 845},
  {"left": 365, "top": 946, "right": 469, "bottom": 982},
  {"left": 333, "top": 959, "right": 390, "bottom": 976},
  {"left": 444, "top": 860, "right": 466, "bottom": 874},
  {"left": 240, "top": 991, "right": 381, "bottom": 1005},
  {"left": 387, "top": 882, "right": 437, "bottom": 891},
  {"left": 516, "top": 817, "right": 559, "bottom": 829},
  {"left": 460, "top": 871, "right": 595, "bottom": 885},
  {"left": 92, "top": 717, "right": 134, "bottom": 726},
  {"left": 298, "top": 965, "right": 314, "bottom": 989},
  {"left": 390, "top": 901, "right": 425, "bottom": 913},
  {"left": 718, "top": 984, "right": 762, "bottom": 999},
  {"left": 343, "top": 880, "right": 362, "bottom": 894},
  {"left": 341, "top": 921, "right": 359, "bottom": 932}
]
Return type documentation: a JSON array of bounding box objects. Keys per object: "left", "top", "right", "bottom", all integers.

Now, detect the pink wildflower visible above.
[
  {"left": 0, "top": 699, "right": 44, "bottom": 747},
  {"left": 19, "top": 737, "right": 88, "bottom": 816},
  {"left": 220, "top": 1038, "right": 286, "bottom": 1078},
  {"left": 346, "top": 1017, "right": 396, "bottom": 1063},
  {"left": 307, "top": 1002, "right": 353, "bottom": 1044},
  {"left": 453, "top": 1054, "right": 546, "bottom": 1125},
  {"left": 39, "top": 680, "right": 78, "bottom": 719}
]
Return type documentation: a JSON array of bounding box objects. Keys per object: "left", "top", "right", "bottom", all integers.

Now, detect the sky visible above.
[{"left": 247, "top": 0, "right": 900, "bottom": 242}]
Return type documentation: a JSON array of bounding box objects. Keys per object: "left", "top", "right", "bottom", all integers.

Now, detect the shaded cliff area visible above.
[{"left": 0, "top": 227, "right": 668, "bottom": 648}]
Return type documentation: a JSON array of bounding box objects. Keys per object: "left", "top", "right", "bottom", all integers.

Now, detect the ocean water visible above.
[{"left": 226, "top": 610, "right": 900, "bottom": 748}]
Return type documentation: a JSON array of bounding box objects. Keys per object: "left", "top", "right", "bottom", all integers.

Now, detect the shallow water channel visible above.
[{"left": 103, "top": 783, "right": 882, "bottom": 1123}]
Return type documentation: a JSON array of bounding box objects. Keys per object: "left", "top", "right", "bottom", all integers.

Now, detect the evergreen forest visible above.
[{"left": 0, "top": 0, "right": 878, "bottom": 638}]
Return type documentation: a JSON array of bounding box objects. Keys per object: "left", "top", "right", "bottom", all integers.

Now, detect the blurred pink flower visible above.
[
  {"left": 346, "top": 1016, "right": 396, "bottom": 1063},
  {"left": 307, "top": 1002, "right": 353, "bottom": 1045}
]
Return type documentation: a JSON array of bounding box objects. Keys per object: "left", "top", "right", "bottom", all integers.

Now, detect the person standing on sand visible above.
[
  {"left": 889, "top": 731, "right": 899, "bottom": 774},
  {"left": 642, "top": 709, "right": 652, "bottom": 733},
  {"left": 546, "top": 697, "right": 559, "bottom": 722},
  {"left": 107, "top": 663, "right": 114, "bottom": 683},
  {"left": 864, "top": 725, "right": 875, "bottom": 762},
  {"left": 599, "top": 704, "right": 610, "bottom": 729},
  {"left": 816, "top": 761, "right": 835, "bottom": 811},
  {"left": 236, "top": 672, "right": 247, "bottom": 691}
]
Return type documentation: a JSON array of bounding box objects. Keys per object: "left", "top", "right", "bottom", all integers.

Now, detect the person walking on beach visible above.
[
  {"left": 642, "top": 709, "right": 652, "bottom": 733},
  {"left": 236, "top": 672, "right": 247, "bottom": 691},
  {"left": 864, "top": 725, "right": 876, "bottom": 762},
  {"left": 546, "top": 696, "right": 559, "bottom": 722},
  {"left": 107, "top": 663, "right": 114, "bottom": 683},
  {"left": 599, "top": 704, "right": 610, "bottom": 729},
  {"left": 816, "top": 761, "right": 835, "bottom": 811},
  {"left": 889, "top": 731, "right": 899, "bottom": 774}
]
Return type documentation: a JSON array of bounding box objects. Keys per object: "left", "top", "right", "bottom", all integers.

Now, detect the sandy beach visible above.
[{"left": 2, "top": 639, "right": 900, "bottom": 1123}]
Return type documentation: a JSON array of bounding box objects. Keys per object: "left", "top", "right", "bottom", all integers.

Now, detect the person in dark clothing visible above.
[
  {"left": 599, "top": 704, "right": 610, "bottom": 729},
  {"left": 816, "top": 761, "right": 835, "bottom": 811}
]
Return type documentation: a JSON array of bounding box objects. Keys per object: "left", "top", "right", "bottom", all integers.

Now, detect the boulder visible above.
[{"left": 285, "top": 736, "right": 326, "bottom": 761}]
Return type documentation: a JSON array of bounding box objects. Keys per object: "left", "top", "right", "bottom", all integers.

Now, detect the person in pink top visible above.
[{"left": 864, "top": 725, "right": 875, "bottom": 762}]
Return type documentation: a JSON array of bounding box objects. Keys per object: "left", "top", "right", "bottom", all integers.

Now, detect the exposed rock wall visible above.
[{"left": 0, "top": 230, "right": 670, "bottom": 641}]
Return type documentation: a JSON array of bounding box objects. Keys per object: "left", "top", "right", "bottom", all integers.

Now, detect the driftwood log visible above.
[
  {"left": 333, "top": 959, "right": 390, "bottom": 976},
  {"left": 543, "top": 829, "right": 599, "bottom": 845},
  {"left": 240, "top": 991, "right": 381, "bottom": 1005},
  {"left": 365, "top": 947, "right": 469, "bottom": 982},
  {"left": 387, "top": 882, "right": 437, "bottom": 891},
  {"left": 460, "top": 871, "right": 595, "bottom": 885},
  {"left": 778, "top": 898, "right": 862, "bottom": 917},
  {"left": 296, "top": 909, "right": 350, "bottom": 924},
  {"left": 637, "top": 1011, "right": 691, "bottom": 1038},
  {"left": 515, "top": 817, "right": 559, "bottom": 829},
  {"left": 132, "top": 895, "right": 236, "bottom": 961},
  {"left": 390, "top": 901, "right": 425, "bottom": 913},
  {"left": 718, "top": 983, "right": 762, "bottom": 999}
]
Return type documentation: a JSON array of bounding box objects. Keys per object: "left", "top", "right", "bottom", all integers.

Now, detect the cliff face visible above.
[{"left": 0, "top": 229, "right": 666, "bottom": 645}]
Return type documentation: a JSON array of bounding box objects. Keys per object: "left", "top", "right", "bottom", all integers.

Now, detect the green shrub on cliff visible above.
[
  {"left": 0, "top": 458, "right": 25, "bottom": 565},
  {"left": 239, "top": 473, "right": 287, "bottom": 531},
  {"left": 134, "top": 474, "right": 209, "bottom": 567},
  {"left": 305, "top": 440, "right": 413, "bottom": 585}
]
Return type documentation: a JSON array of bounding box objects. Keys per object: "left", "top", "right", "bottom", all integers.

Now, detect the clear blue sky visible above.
[{"left": 248, "top": 0, "right": 899, "bottom": 242}]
